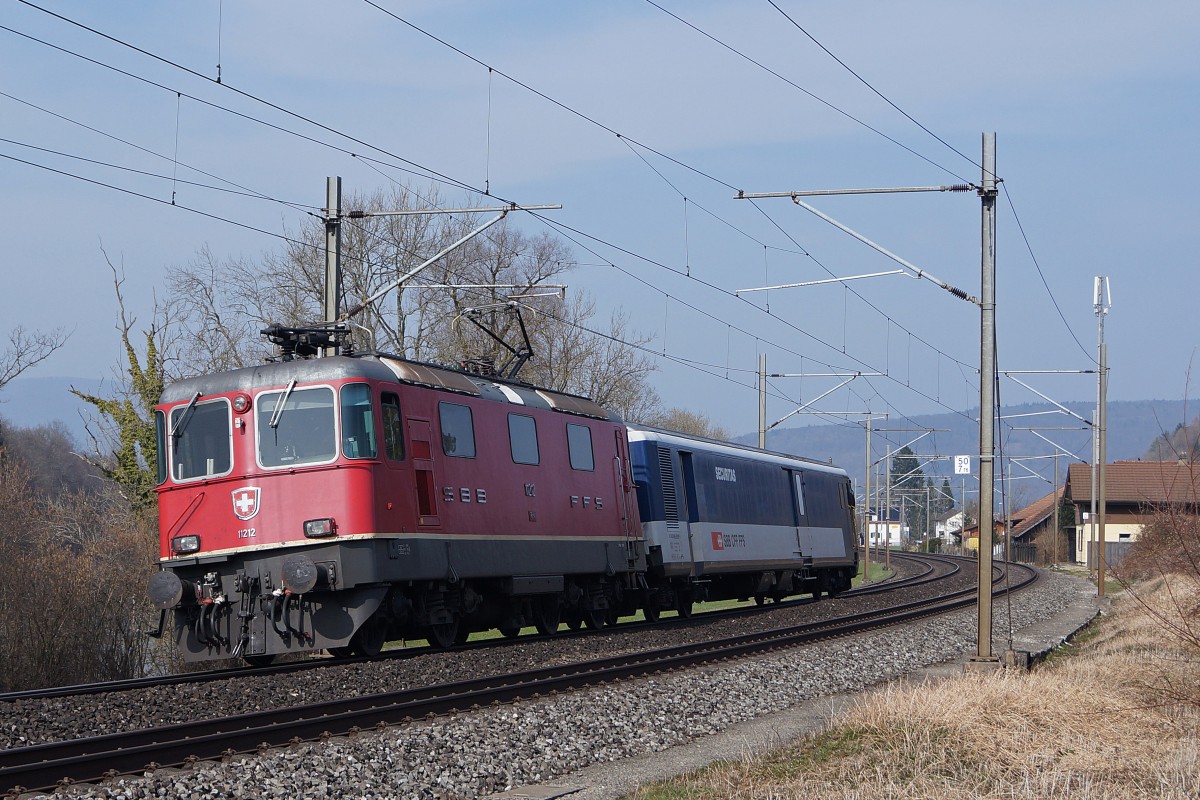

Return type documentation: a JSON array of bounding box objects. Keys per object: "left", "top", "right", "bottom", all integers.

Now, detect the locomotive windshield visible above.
[
  {"left": 256, "top": 385, "right": 337, "bottom": 467},
  {"left": 168, "top": 399, "right": 233, "bottom": 481}
]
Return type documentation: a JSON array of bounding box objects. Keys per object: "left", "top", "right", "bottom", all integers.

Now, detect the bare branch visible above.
[{"left": 0, "top": 325, "right": 69, "bottom": 390}]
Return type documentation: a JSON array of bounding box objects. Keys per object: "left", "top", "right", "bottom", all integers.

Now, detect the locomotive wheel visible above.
[
  {"left": 677, "top": 593, "right": 694, "bottom": 618},
  {"left": 243, "top": 654, "right": 276, "bottom": 667},
  {"left": 499, "top": 623, "right": 522, "bottom": 639},
  {"left": 564, "top": 611, "right": 583, "bottom": 631},
  {"left": 754, "top": 595, "right": 766, "bottom": 606},
  {"left": 328, "top": 646, "right": 355, "bottom": 659},
  {"left": 454, "top": 625, "right": 471, "bottom": 645},
  {"left": 532, "top": 597, "right": 561, "bottom": 636},
  {"left": 427, "top": 620, "right": 460, "bottom": 649}
]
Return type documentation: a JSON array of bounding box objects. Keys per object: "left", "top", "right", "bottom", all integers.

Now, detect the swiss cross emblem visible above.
[
  {"left": 232, "top": 487, "right": 261, "bottom": 521},
  {"left": 711, "top": 530, "right": 725, "bottom": 551}
]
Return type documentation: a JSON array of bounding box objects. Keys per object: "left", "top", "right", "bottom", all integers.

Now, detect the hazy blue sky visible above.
[{"left": 2, "top": 1, "right": 1197, "bottom": 455}]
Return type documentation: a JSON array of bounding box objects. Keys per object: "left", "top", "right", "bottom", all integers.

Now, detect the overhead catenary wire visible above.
[
  {"left": 762, "top": 0, "right": 983, "bottom": 178},
  {"left": 9, "top": 2, "right": 989, "bottom": 437},
  {"left": 0, "top": 90, "right": 321, "bottom": 211},
  {"left": 644, "top": 0, "right": 973, "bottom": 185},
  {"left": 10, "top": 2, "right": 980, "bottom": 394},
  {"left": 0, "top": 151, "right": 319, "bottom": 251}
]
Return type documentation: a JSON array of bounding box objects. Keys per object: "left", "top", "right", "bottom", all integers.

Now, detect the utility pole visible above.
[
  {"left": 975, "top": 132, "right": 999, "bottom": 664},
  {"left": 322, "top": 176, "right": 342, "bottom": 356},
  {"left": 885, "top": 451, "right": 892, "bottom": 567},
  {"left": 863, "top": 414, "right": 872, "bottom": 582},
  {"left": 758, "top": 353, "right": 767, "bottom": 448},
  {"left": 1053, "top": 454, "right": 1060, "bottom": 566},
  {"left": 1095, "top": 277, "right": 1111, "bottom": 596}
]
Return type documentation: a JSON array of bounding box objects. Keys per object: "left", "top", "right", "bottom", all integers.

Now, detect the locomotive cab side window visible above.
[
  {"left": 169, "top": 398, "right": 233, "bottom": 481},
  {"left": 566, "top": 423, "right": 594, "bottom": 471},
  {"left": 340, "top": 383, "right": 377, "bottom": 460},
  {"left": 793, "top": 472, "right": 807, "bottom": 518},
  {"left": 508, "top": 413, "right": 539, "bottom": 465},
  {"left": 381, "top": 392, "right": 405, "bottom": 461},
  {"left": 256, "top": 385, "right": 337, "bottom": 468},
  {"left": 439, "top": 402, "right": 476, "bottom": 458},
  {"left": 154, "top": 409, "right": 168, "bottom": 485}
]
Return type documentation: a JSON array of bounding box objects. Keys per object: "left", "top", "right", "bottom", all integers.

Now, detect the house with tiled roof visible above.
[
  {"left": 1007, "top": 489, "right": 1069, "bottom": 565},
  {"left": 1064, "top": 461, "right": 1200, "bottom": 566}
]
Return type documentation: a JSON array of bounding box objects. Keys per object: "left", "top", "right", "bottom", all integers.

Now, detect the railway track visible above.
[
  {"left": 0, "top": 551, "right": 944, "bottom": 706},
  {"left": 0, "top": 556, "right": 1034, "bottom": 797}
]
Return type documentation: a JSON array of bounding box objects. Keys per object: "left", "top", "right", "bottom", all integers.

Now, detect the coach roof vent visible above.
[{"left": 380, "top": 358, "right": 481, "bottom": 396}]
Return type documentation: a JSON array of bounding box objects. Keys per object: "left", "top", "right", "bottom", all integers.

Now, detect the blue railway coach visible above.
[{"left": 627, "top": 424, "right": 858, "bottom": 608}]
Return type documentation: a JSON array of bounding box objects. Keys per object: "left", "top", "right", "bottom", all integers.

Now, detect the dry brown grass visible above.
[{"left": 631, "top": 578, "right": 1200, "bottom": 799}]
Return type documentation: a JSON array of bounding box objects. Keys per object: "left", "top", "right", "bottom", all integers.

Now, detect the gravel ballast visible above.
[{"left": 7, "top": 568, "right": 1089, "bottom": 800}]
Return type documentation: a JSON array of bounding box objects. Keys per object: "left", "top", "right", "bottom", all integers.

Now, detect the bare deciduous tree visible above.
[
  {"left": 164, "top": 184, "right": 662, "bottom": 419},
  {"left": 0, "top": 324, "right": 68, "bottom": 392},
  {"left": 646, "top": 407, "right": 731, "bottom": 440}
]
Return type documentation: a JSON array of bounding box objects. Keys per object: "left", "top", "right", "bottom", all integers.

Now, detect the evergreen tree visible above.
[{"left": 890, "top": 446, "right": 930, "bottom": 541}]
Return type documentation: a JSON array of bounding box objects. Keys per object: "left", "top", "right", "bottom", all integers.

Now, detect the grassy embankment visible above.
[{"left": 627, "top": 574, "right": 1200, "bottom": 799}]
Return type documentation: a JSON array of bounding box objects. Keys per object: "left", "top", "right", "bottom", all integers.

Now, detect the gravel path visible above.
[{"left": 8, "top": 566, "right": 1086, "bottom": 800}]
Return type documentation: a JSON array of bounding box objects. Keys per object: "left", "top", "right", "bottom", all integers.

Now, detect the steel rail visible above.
[
  {"left": 0, "top": 553, "right": 936, "bottom": 704},
  {"left": 1, "top": 561, "right": 1036, "bottom": 796}
]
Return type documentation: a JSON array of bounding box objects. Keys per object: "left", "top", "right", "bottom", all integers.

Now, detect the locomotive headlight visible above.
[
  {"left": 172, "top": 534, "right": 201, "bottom": 554},
  {"left": 231, "top": 393, "right": 251, "bottom": 413},
  {"left": 303, "top": 518, "right": 336, "bottom": 538}
]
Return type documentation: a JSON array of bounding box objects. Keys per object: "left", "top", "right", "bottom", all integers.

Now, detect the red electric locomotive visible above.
[{"left": 149, "top": 327, "right": 643, "bottom": 663}]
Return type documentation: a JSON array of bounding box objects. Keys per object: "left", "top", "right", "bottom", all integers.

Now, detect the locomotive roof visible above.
[
  {"left": 626, "top": 423, "right": 848, "bottom": 477},
  {"left": 160, "top": 354, "right": 619, "bottom": 421}
]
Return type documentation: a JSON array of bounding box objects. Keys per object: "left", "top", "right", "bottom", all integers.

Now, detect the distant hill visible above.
[
  {"left": 735, "top": 399, "right": 1194, "bottom": 504},
  {"left": 2, "top": 377, "right": 1192, "bottom": 508}
]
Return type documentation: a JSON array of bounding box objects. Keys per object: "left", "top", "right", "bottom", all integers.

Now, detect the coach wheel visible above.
[
  {"left": 754, "top": 595, "right": 766, "bottom": 606},
  {"left": 582, "top": 605, "right": 607, "bottom": 631},
  {"left": 351, "top": 617, "right": 387, "bottom": 657},
  {"left": 643, "top": 591, "right": 661, "bottom": 624},
  {"left": 677, "top": 592, "right": 694, "bottom": 619},
  {"left": 427, "top": 620, "right": 460, "bottom": 649},
  {"left": 500, "top": 622, "right": 522, "bottom": 639},
  {"left": 533, "top": 597, "right": 561, "bottom": 636},
  {"left": 564, "top": 611, "right": 583, "bottom": 631},
  {"left": 328, "top": 646, "right": 354, "bottom": 659},
  {"left": 243, "top": 654, "right": 276, "bottom": 668},
  {"left": 455, "top": 624, "right": 471, "bottom": 646}
]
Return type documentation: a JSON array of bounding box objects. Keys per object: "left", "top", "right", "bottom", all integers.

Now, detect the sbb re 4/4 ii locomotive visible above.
[{"left": 149, "top": 327, "right": 859, "bottom": 664}]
